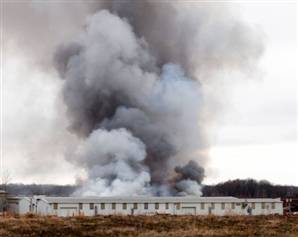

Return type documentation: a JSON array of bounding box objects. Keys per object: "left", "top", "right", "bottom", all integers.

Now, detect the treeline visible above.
[
  {"left": 202, "top": 179, "right": 298, "bottom": 198},
  {"left": 1, "top": 184, "right": 76, "bottom": 197},
  {"left": 1, "top": 179, "right": 298, "bottom": 198}
]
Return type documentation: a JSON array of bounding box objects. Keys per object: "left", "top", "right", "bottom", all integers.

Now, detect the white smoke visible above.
[
  {"left": 175, "top": 180, "right": 203, "bottom": 196},
  {"left": 73, "top": 128, "right": 150, "bottom": 196}
]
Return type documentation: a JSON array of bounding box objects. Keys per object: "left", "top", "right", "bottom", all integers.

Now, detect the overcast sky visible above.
[
  {"left": 205, "top": 2, "right": 297, "bottom": 185},
  {"left": 1, "top": 1, "right": 297, "bottom": 186}
]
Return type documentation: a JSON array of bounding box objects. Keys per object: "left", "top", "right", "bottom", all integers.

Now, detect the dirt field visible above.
[{"left": 0, "top": 214, "right": 297, "bottom": 237}]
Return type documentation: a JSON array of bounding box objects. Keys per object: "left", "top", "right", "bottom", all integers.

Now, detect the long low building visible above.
[{"left": 4, "top": 195, "right": 283, "bottom": 216}]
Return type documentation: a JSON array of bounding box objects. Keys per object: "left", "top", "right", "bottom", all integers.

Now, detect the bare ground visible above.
[{"left": 0, "top": 214, "right": 297, "bottom": 237}]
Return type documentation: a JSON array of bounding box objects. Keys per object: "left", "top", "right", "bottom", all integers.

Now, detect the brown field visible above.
[{"left": 0, "top": 214, "right": 297, "bottom": 237}]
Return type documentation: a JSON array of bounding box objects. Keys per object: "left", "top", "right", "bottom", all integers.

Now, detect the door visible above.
[{"left": 181, "top": 207, "right": 196, "bottom": 215}]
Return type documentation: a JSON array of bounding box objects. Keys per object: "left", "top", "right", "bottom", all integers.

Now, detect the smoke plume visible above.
[{"left": 54, "top": 2, "right": 263, "bottom": 196}]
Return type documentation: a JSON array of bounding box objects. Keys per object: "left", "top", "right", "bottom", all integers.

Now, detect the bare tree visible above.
[
  {"left": 1, "top": 169, "right": 12, "bottom": 191},
  {"left": 0, "top": 170, "right": 12, "bottom": 214}
]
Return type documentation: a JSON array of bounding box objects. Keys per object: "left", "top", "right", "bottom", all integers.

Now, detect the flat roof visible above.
[{"left": 40, "top": 196, "right": 282, "bottom": 203}]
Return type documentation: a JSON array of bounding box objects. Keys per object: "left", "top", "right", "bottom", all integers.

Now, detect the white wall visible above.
[
  {"left": 9, "top": 197, "right": 284, "bottom": 216},
  {"left": 47, "top": 201, "right": 283, "bottom": 217},
  {"left": 36, "top": 199, "right": 51, "bottom": 215},
  {"left": 18, "top": 199, "right": 31, "bottom": 215}
]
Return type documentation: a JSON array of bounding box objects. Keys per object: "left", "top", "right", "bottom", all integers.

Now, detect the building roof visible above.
[
  {"left": 41, "top": 196, "right": 282, "bottom": 204},
  {"left": 7, "top": 196, "right": 31, "bottom": 202}
]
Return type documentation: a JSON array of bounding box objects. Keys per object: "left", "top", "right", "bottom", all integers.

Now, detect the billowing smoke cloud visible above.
[
  {"left": 72, "top": 128, "right": 150, "bottom": 196},
  {"left": 174, "top": 160, "right": 205, "bottom": 196},
  {"left": 54, "top": 2, "right": 263, "bottom": 196}
]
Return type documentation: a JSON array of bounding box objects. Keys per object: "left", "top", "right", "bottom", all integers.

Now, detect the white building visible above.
[{"left": 6, "top": 195, "right": 283, "bottom": 216}]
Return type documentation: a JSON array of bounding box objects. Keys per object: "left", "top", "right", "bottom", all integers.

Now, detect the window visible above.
[
  {"left": 101, "top": 203, "right": 105, "bottom": 210},
  {"left": 251, "top": 203, "right": 255, "bottom": 209},
  {"left": 221, "top": 203, "right": 225, "bottom": 210},
  {"left": 231, "top": 203, "right": 235, "bottom": 209},
  {"left": 89, "top": 203, "right": 94, "bottom": 210},
  {"left": 144, "top": 203, "right": 148, "bottom": 210},
  {"left": 122, "top": 203, "right": 127, "bottom": 210},
  {"left": 112, "top": 203, "right": 116, "bottom": 210},
  {"left": 53, "top": 203, "right": 58, "bottom": 210},
  {"left": 241, "top": 203, "right": 247, "bottom": 209},
  {"left": 261, "top": 203, "right": 266, "bottom": 209},
  {"left": 165, "top": 203, "right": 169, "bottom": 209},
  {"left": 133, "top": 203, "right": 138, "bottom": 209},
  {"left": 201, "top": 203, "right": 205, "bottom": 210},
  {"left": 79, "top": 203, "right": 83, "bottom": 210},
  {"left": 175, "top": 203, "right": 180, "bottom": 210},
  {"left": 211, "top": 203, "right": 215, "bottom": 209},
  {"left": 271, "top": 203, "right": 275, "bottom": 209},
  {"left": 155, "top": 203, "right": 159, "bottom": 210}
]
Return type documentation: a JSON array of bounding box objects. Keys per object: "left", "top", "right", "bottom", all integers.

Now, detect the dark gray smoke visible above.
[
  {"left": 174, "top": 160, "right": 205, "bottom": 196},
  {"left": 175, "top": 160, "right": 205, "bottom": 184},
  {"left": 54, "top": 1, "right": 263, "bottom": 196}
]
